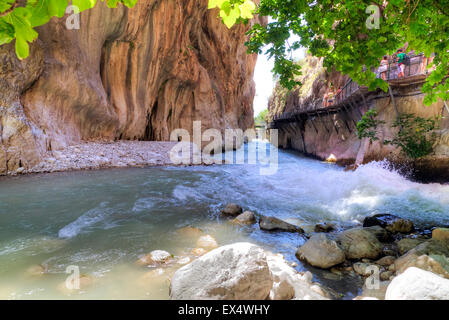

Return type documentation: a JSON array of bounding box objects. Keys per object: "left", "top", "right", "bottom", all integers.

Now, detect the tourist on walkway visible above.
[
  {"left": 377, "top": 56, "right": 389, "bottom": 80},
  {"left": 396, "top": 49, "right": 407, "bottom": 78}
]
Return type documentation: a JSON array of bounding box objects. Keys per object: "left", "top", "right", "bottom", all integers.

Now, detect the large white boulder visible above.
[
  {"left": 386, "top": 267, "right": 449, "bottom": 300},
  {"left": 169, "top": 243, "right": 273, "bottom": 300}
]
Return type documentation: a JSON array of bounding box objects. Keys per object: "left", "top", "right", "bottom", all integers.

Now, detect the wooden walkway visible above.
[{"left": 269, "top": 53, "right": 430, "bottom": 129}]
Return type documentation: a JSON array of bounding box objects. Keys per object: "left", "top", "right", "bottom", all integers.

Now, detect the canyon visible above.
[{"left": 0, "top": 0, "right": 261, "bottom": 175}]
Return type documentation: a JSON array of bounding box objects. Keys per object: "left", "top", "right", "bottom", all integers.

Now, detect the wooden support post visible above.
[
  {"left": 349, "top": 98, "right": 363, "bottom": 118},
  {"left": 327, "top": 110, "right": 339, "bottom": 134},
  {"left": 298, "top": 123, "right": 307, "bottom": 154},
  {"left": 388, "top": 84, "right": 400, "bottom": 118},
  {"left": 317, "top": 112, "right": 330, "bottom": 133},
  {"left": 343, "top": 104, "right": 358, "bottom": 127},
  {"left": 309, "top": 117, "right": 319, "bottom": 134}
]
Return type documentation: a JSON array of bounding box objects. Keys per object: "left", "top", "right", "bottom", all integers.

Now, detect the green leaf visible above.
[
  {"left": 0, "top": 18, "right": 14, "bottom": 45},
  {"left": 121, "top": 0, "right": 137, "bottom": 8},
  {"left": 72, "top": 0, "right": 96, "bottom": 12},
  {"left": 6, "top": 7, "right": 38, "bottom": 59},
  {"left": 0, "top": 0, "right": 14, "bottom": 13},
  {"left": 239, "top": 0, "right": 255, "bottom": 19}
]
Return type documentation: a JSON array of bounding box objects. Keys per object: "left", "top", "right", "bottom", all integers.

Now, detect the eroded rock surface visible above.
[{"left": 0, "top": 1, "right": 262, "bottom": 175}]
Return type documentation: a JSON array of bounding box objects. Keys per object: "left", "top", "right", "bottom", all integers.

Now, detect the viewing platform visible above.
[{"left": 269, "top": 53, "right": 432, "bottom": 128}]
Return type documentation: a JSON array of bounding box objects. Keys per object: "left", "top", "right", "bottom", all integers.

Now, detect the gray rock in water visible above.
[
  {"left": 314, "top": 223, "right": 336, "bottom": 233},
  {"left": 363, "top": 226, "right": 392, "bottom": 242},
  {"left": 337, "top": 228, "right": 383, "bottom": 260},
  {"left": 386, "top": 267, "right": 449, "bottom": 300},
  {"left": 259, "top": 216, "right": 304, "bottom": 233},
  {"left": 169, "top": 243, "right": 273, "bottom": 300},
  {"left": 296, "top": 233, "right": 345, "bottom": 269},
  {"left": 233, "top": 211, "right": 257, "bottom": 225},
  {"left": 221, "top": 203, "right": 243, "bottom": 217},
  {"left": 363, "top": 214, "right": 414, "bottom": 234},
  {"left": 397, "top": 238, "right": 425, "bottom": 255}
]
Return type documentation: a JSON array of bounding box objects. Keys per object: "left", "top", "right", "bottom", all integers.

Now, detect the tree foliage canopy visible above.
[
  {"left": 210, "top": 0, "right": 449, "bottom": 105},
  {"left": 0, "top": 0, "right": 136, "bottom": 59},
  {"left": 1, "top": 0, "right": 448, "bottom": 106}
]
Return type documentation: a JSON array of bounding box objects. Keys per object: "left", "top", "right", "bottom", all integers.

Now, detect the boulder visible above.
[
  {"left": 25, "top": 264, "right": 47, "bottom": 277},
  {"left": 169, "top": 243, "right": 273, "bottom": 300},
  {"left": 433, "top": 228, "right": 449, "bottom": 241},
  {"left": 266, "top": 253, "right": 329, "bottom": 300},
  {"left": 394, "top": 239, "right": 449, "bottom": 278},
  {"left": 386, "top": 267, "right": 449, "bottom": 300},
  {"left": 221, "top": 203, "right": 243, "bottom": 217},
  {"left": 376, "top": 256, "right": 396, "bottom": 267},
  {"left": 353, "top": 262, "right": 378, "bottom": 277},
  {"left": 136, "top": 250, "right": 172, "bottom": 266},
  {"left": 232, "top": 211, "right": 257, "bottom": 225},
  {"left": 196, "top": 235, "right": 218, "bottom": 251},
  {"left": 296, "top": 234, "right": 345, "bottom": 269},
  {"left": 314, "top": 223, "right": 336, "bottom": 233},
  {"left": 363, "top": 226, "right": 391, "bottom": 243},
  {"left": 380, "top": 271, "right": 393, "bottom": 281},
  {"left": 176, "top": 226, "right": 204, "bottom": 238},
  {"left": 397, "top": 238, "right": 425, "bottom": 255},
  {"left": 336, "top": 228, "right": 383, "bottom": 260},
  {"left": 259, "top": 216, "right": 304, "bottom": 233},
  {"left": 363, "top": 214, "right": 414, "bottom": 234}
]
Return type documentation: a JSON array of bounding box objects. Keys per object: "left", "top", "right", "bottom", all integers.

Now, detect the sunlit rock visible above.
[
  {"left": 394, "top": 239, "right": 449, "bottom": 278},
  {"left": 136, "top": 250, "right": 172, "bottom": 267},
  {"left": 386, "top": 267, "right": 449, "bottom": 300},
  {"left": 176, "top": 226, "right": 204, "bottom": 238},
  {"left": 170, "top": 243, "right": 273, "bottom": 300},
  {"left": 296, "top": 233, "right": 345, "bottom": 269},
  {"left": 25, "top": 264, "right": 46, "bottom": 277},
  {"left": 433, "top": 228, "right": 449, "bottom": 241},
  {"left": 337, "top": 228, "right": 383, "bottom": 260},
  {"left": 325, "top": 154, "right": 337, "bottom": 163},
  {"left": 196, "top": 235, "right": 218, "bottom": 251},
  {"left": 232, "top": 211, "right": 257, "bottom": 225}
]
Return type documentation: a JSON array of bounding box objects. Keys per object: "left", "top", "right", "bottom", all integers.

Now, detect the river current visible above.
[{"left": 0, "top": 141, "right": 448, "bottom": 299}]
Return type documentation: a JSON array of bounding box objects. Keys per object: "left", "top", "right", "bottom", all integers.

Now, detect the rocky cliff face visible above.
[
  {"left": 0, "top": 0, "right": 260, "bottom": 175},
  {"left": 270, "top": 57, "right": 449, "bottom": 182}
]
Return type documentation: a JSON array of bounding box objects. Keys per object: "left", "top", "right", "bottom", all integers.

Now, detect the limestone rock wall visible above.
[{"left": 0, "top": 0, "right": 261, "bottom": 174}]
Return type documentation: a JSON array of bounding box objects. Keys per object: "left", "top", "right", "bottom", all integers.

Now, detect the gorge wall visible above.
[
  {"left": 0, "top": 0, "right": 261, "bottom": 175},
  {"left": 270, "top": 56, "right": 449, "bottom": 182}
]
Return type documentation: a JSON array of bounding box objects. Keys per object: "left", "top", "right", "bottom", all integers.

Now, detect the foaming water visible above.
[{"left": 0, "top": 141, "right": 448, "bottom": 299}]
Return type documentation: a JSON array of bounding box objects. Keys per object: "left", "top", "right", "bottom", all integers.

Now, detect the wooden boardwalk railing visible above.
[{"left": 270, "top": 53, "right": 430, "bottom": 125}]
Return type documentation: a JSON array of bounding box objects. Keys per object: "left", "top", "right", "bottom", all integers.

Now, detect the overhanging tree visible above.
[
  {"left": 1, "top": 0, "right": 448, "bottom": 105},
  {"left": 209, "top": 0, "right": 449, "bottom": 105}
]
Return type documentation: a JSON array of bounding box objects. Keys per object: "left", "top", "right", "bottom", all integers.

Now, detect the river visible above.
[{"left": 1, "top": 141, "right": 449, "bottom": 299}]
